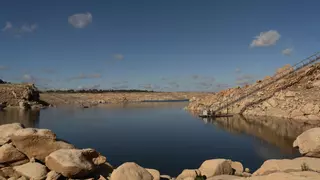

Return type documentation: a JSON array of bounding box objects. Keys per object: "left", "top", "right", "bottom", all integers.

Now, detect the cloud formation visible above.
[
  {"left": 68, "top": 13, "right": 92, "bottom": 28},
  {"left": 282, "top": 48, "right": 293, "bottom": 56},
  {"left": 2, "top": 22, "right": 38, "bottom": 37},
  {"left": 113, "top": 54, "right": 124, "bottom": 60},
  {"left": 250, "top": 30, "right": 281, "bottom": 47},
  {"left": 67, "top": 73, "right": 101, "bottom": 81},
  {"left": 20, "top": 23, "right": 38, "bottom": 33},
  {"left": 2, "top": 22, "right": 12, "bottom": 32}
]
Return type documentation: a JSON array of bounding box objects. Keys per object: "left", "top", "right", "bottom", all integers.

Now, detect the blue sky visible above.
[{"left": 0, "top": 0, "right": 320, "bottom": 91}]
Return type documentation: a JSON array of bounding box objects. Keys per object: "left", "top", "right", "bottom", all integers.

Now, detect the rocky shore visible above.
[
  {"left": 0, "top": 122, "right": 320, "bottom": 180},
  {"left": 40, "top": 92, "right": 208, "bottom": 107},
  {"left": 188, "top": 63, "right": 320, "bottom": 123}
]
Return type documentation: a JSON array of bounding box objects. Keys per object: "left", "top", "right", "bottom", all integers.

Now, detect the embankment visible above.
[{"left": 188, "top": 63, "right": 320, "bottom": 123}]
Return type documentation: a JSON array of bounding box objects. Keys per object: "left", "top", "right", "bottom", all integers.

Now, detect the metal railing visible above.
[{"left": 214, "top": 52, "right": 320, "bottom": 113}]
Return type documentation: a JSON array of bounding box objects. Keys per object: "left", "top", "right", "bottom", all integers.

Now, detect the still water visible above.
[{"left": 0, "top": 102, "right": 307, "bottom": 176}]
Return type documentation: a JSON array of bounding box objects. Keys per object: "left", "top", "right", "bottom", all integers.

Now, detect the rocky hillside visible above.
[
  {"left": 188, "top": 62, "right": 320, "bottom": 123},
  {"left": 0, "top": 83, "right": 42, "bottom": 107}
]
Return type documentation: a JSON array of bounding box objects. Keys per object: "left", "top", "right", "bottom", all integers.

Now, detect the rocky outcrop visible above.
[
  {"left": 293, "top": 128, "right": 320, "bottom": 157},
  {"left": 45, "top": 148, "right": 106, "bottom": 178},
  {"left": 253, "top": 157, "right": 320, "bottom": 176},
  {"left": 187, "top": 63, "right": 320, "bottom": 122},
  {"left": 0, "top": 83, "right": 42, "bottom": 107},
  {"left": 11, "top": 128, "right": 75, "bottom": 162}
]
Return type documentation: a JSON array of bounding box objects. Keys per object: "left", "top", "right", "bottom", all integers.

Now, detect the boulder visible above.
[
  {"left": 231, "top": 161, "right": 243, "bottom": 174},
  {"left": 0, "top": 167, "right": 21, "bottom": 179},
  {"left": 0, "top": 123, "right": 24, "bottom": 145},
  {"left": 160, "top": 175, "right": 171, "bottom": 179},
  {"left": 92, "top": 162, "right": 113, "bottom": 179},
  {"left": 198, "top": 159, "right": 233, "bottom": 178},
  {"left": 46, "top": 171, "right": 61, "bottom": 180},
  {"left": 11, "top": 128, "right": 75, "bottom": 161},
  {"left": 290, "top": 109, "right": 304, "bottom": 118},
  {"left": 253, "top": 157, "right": 320, "bottom": 176},
  {"left": 13, "top": 162, "right": 48, "bottom": 180},
  {"left": 293, "top": 128, "right": 320, "bottom": 157},
  {"left": 248, "top": 171, "right": 320, "bottom": 180},
  {"left": 207, "top": 175, "right": 244, "bottom": 180},
  {"left": 18, "top": 101, "right": 30, "bottom": 110},
  {"left": 146, "top": 168, "right": 160, "bottom": 180},
  {"left": 110, "top": 162, "right": 153, "bottom": 180},
  {"left": 45, "top": 148, "right": 106, "bottom": 178},
  {"left": 176, "top": 169, "right": 200, "bottom": 180},
  {"left": 0, "top": 144, "right": 27, "bottom": 164}
]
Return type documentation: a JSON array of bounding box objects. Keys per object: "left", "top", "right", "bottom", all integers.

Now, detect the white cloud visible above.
[
  {"left": 20, "top": 23, "right": 38, "bottom": 33},
  {"left": 250, "top": 30, "right": 281, "bottom": 47},
  {"left": 113, "top": 54, "right": 124, "bottom": 60},
  {"left": 68, "top": 12, "right": 92, "bottom": 28},
  {"left": 282, "top": 48, "right": 293, "bottom": 56},
  {"left": 2, "top": 22, "right": 12, "bottom": 32}
]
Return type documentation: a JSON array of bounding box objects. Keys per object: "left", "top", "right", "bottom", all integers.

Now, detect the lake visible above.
[{"left": 0, "top": 102, "right": 307, "bottom": 176}]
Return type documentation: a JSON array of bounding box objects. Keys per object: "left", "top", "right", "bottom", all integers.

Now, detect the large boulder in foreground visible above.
[
  {"left": 198, "top": 159, "right": 233, "bottom": 178},
  {"left": 0, "top": 123, "right": 24, "bottom": 145},
  {"left": 0, "top": 144, "right": 27, "bottom": 164},
  {"left": 45, "top": 148, "right": 106, "bottom": 178},
  {"left": 13, "top": 162, "right": 48, "bottom": 180},
  {"left": 293, "top": 128, "right": 320, "bottom": 157},
  {"left": 253, "top": 157, "right": 320, "bottom": 176},
  {"left": 11, "top": 128, "right": 75, "bottom": 162},
  {"left": 146, "top": 168, "right": 160, "bottom": 180},
  {"left": 110, "top": 162, "right": 153, "bottom": 180}
]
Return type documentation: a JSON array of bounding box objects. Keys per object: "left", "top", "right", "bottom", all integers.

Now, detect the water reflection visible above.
[
  {"left": 0, "top": 109, "right": 40, "bottom": 128},
  {"left": 197, "top": 115, "right": 316, "bottom": 154}
]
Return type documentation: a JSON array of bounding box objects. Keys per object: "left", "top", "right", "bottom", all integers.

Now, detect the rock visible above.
[
  {"left": 290, "top": 109, "right": 304, "bottom": 117},
  {"left": 267, "top": 98, "right": 278, "bottom": 107},
  {"left": 198, "top": 159, "right": 233, "bottom": 178},
  {"left": 312, "top": 80, "right": 320, "bottom": 88},
  {"left": 13, "top": 162, "right": 48, "bottom": 180},
  {"left": 0, "top": 123, "right": 24, "bottom": 145},
  {"left": 17, "top": 177, "right": 28, "bottom": 180},
  {"left": 0, "top": 144, "right": 27, "bottom": 164},
  {"left": 176, "top": 169, "right": 200, "bottom": 180},
  {"left": 293, "top": 128, "right": 320, "bottom": 157},
  {"left": 307, "top": 115, "right": 320, "bottom": 121},
  {"left": 92, "top": 162, "right": 113, "bottom": 179},
  {"left": 285, "top": 91, "right": 296, "bottom": 97},
  {"left": 45, "top": 148, "right": 106, "bottom": 178},
  {"left": 46, "top": 171, "right": 61, "bottom": 180},
  {"left": 18, "top": 101, "right": 30, "bottom": 110},
  {"left": 146, "top": 169, "right": 160, "bottom": 180},
  {"left": 0, "top": 176, "right": 5, "bottom": 180},
  {"left": 0, "top": 167, "right": 21, "bottom": 178},
  {"left": 207, "top": 175, "right": 244, "bottom": 180},
  {"left": 231, "top": 161, "right": 243, "bottom": 174},
  {"left": 9, "top": 159, "right": 29, "bottom": 166},
  {"left": 248, "top": 171, "right": 320, "bottom": 180},
  {"left": 302, "top": 103, "right": 314, "bottom": 115},
  {"left": 245, "top": 168, "right": 250, "bottom": 173},
  {"left": 110, "top": 162, "right": 153, "bottom": 180},
  {"left": 253, "top": 157, "right": 320, "bottom": 176},
  {"left": 160, "top": 175, "right": 171, "bottom": 179},
  {"left": 11, "top": 128, "right": 75, "bottom": 162},
  {"left": 314, "top": 105, "right": 320, "bottom": 114}
]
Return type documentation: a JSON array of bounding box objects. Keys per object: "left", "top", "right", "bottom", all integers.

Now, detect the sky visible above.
[{"left": 0, "top": 0, "right": 320, "bottom": 91}]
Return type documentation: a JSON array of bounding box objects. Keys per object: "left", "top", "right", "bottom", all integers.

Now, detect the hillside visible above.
[{"left": 187, "top": 62, "right": 320, "bottom": 123}]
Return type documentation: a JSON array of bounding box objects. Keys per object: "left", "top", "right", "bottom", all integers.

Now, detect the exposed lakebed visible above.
[{"left": 0, "top": 102, "right": 303, "bottom": 176}]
